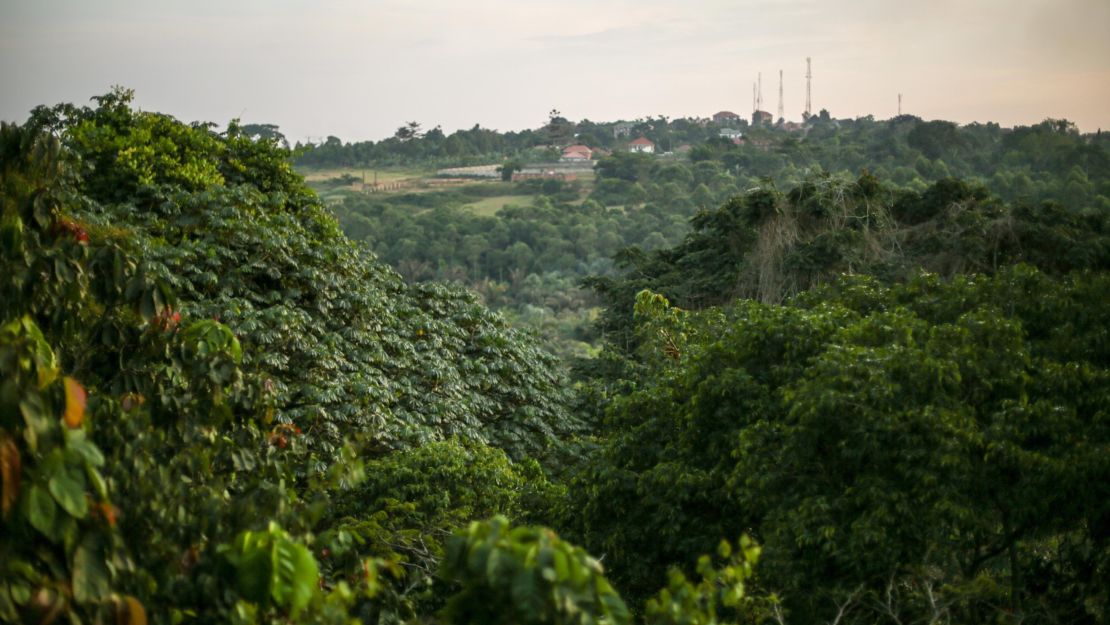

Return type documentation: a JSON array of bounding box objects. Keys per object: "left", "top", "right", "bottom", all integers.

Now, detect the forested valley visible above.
[
  {"left": 1, "top": 90, "right": 1107, "bottom": 625},
  {"left": 305, "top": 111, "right": 1109, "bottom": 359}
]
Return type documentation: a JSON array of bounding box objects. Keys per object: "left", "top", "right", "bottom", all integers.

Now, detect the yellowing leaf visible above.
[
  {"left": 114, "top": 595, "right": 147, "bottom": 625},
  {"left": 63, "top": 377, "right": 87, "bottom": 428}
]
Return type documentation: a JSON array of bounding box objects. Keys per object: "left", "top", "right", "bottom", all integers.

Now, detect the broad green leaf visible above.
[
  {"left": 48, "top": 471, "right": 88, "bottom": 518},
  {"left": 86, "top": 465, "right": 108, "bottom": 500},
  {"left": 73, "top": 534, "right": 111, "bottom": 603},
  {"left": 18, "top": 393, "right": 49, "bottom": 450},
  {"left": 25, "top": 484, "right": 56, "bottom": 535},
  {"left": 66, "top": 429, "right": 105, "bottom": 467},
  {"left": 232, "top": 534, "right": 272, "bottom": 605},
  {"left": 284, "top": 541, "right": 319, "bottom": 614}
]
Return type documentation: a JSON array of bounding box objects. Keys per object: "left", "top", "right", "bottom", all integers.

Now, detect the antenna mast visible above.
[
  {"left": 752, "top": 83, "right": 757, "bottom": 114},
  {"left": 757, "top": 72, "right": 763, "bottom": 112},
  {"left": 777, "top": 69, "right": 784, "bottom": 121},
  {"left": 804, "top": 57, "right": 812, "bottom": 118},
  {"left": 898, "top": 93, "right": 902, "bottom": 116}
]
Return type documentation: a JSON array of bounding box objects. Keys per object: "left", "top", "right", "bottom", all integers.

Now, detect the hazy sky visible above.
[{"left": 2, "top": 0, "right": 1109, "bottom": 142}]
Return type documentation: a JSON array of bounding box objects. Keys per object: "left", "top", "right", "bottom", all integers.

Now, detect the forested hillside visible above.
[
  {"left": 2, "top": 91, "right": 1107, "bottom": 625},
  {"left": 294, "top": 113, "right": 1110, "bottom": 207},
  {"left": 299, "top": 112, "right": 1109, "bottom": 206},
  {"left": 0, "top": 91, "right": 585, "bottom": 624},
  {"left": 309, "top": 113, "right": 1108, "bottom": 359}
]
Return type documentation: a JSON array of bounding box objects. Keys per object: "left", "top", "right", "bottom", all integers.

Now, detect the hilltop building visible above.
[
  {"left": 713, "top": 111, "right": 742, "bottom": 124},
  {"left": 719, "top": 128, "right": 744, "bottom": 140},
  {"left": 612, "top": 122, "right": 634, "bottom": 138},
  {"left": 560, "top": 145, "right": 593, "bottom": 161},
  {"left": 629, "top": 137, "right": 655, "bottom": 154},
  {"left": 752, "top": 110, "right": 774, "bottom": 126}
]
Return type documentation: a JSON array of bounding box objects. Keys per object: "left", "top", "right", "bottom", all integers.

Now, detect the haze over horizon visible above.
[{"left": 3, "top": 0, "right": 1109, "bottom": 143}]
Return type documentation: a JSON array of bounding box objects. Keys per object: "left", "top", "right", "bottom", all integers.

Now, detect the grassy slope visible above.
[{"left": 461, "top": 195, "right": 537, "bottom": 216}]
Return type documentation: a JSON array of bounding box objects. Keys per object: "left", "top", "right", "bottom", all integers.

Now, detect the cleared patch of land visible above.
[
  {"left": 299, "top": 167, "right": 425, "bottom": 184},
  {"left": 462, "top": 195, "right": 536, "bottom": 216},
  {"left": 295, "top": 163, "right": 599, "bottom": 214}
]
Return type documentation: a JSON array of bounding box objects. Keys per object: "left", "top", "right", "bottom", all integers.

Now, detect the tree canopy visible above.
[{"left": 3, "top": 89, "right": 1108, "bottom": 625}]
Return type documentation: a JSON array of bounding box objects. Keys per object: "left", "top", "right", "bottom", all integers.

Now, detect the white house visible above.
[{"left": 629, "top": 137, "right": 655, "bottom": 154}]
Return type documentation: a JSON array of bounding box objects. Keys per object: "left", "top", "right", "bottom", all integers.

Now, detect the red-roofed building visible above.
[
  {"left": 629, "top": 136, "right": 655, "bottom": 154},
  {"left": 713, "top": 111, "right": 741, "bottom": 124},
  {"left": 561, "top": 144, "right": 593, "bottom": 161}
]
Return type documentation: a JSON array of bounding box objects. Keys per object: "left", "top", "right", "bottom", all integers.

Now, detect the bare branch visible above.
[{"left": 827, "top": 585, "right": 865, "bottom": 625}]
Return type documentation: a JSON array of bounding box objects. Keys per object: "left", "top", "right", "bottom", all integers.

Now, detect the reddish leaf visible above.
[
  {"left": 96, "top": 502, "right": 119, "bottom": 527},
  {"left": 0, "top": 432, "right": 20, "bottom": 518}
]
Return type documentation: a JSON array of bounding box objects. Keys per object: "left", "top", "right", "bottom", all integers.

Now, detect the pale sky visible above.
[{"left": 2, "top": 0, "right": 1109, "bottom": 142}]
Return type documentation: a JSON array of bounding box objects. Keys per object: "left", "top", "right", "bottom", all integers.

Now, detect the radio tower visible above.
[
  {"left": 757, "top": 72, "right": 763, "bottom": 112},
  {"left": 777, "top": 69, "right": 784, "bottom": 121},
  {"left": 898, "top": 93, "right": 902, "bottom": 117},
  {"left": 752, "top": 83, "right": 757, "bottom": 114},
  {"left": 804, "top": 57, "right": 812, "bottom": 119}
]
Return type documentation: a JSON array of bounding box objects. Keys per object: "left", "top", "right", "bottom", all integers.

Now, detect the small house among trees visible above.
[
  {"left": 713, "top": 111, "right": 741, "bottom": 124},
  {"left": 561, "top": 144, "right": 593, "bottom": 161},
  {"left": 628, "top": 137, "right": 655, "bottom": 154}
]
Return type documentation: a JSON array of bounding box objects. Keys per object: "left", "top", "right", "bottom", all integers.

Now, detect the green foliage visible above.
[
  {"left": 220, "top": 522, "right": 320, "bottom": 616},
  {"left": 323, "top": 439, "right": 559, "bottom": 590},
  {"left": 1, "top": 93, "right": 577, "bottom": 624},
  {"left": 573, "top": 269, "right": 1110, "bottom": 623},
  {"left": 589, "top": 171, "right": 1109, "bottom": 352},
  {"left": 8, "top": 89, "right": 1110, "bottom": 625},
  {"left": 22, "top": 89, "right": 577, "bottom": 461},
  {"left": 643, "top": 538, "right": 761, "bottom": 625},
  {"left": 439, "top": 516, "right": 632, "bottom": 625},
  {"left": 498, "top": 159, "right": 523, "bottom": 182},
  {"left": 322, "top": 113, "right": 1109, "bottom": 365},
  {"left": 0, "top": 316, "right": 140, "bottom": 624},
  {"left": 595, "top": 152, "right": 656, "bottom": 183},
  {"left": 331, "top": 185, "right": 697, "bottom": 358}
]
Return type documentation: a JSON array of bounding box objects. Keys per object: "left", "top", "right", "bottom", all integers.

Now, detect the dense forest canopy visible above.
[
  {"left": 1, "top": 89, "right": 1107, "bottom": 625},
  {"left": 312, "top": 110, "right": 1107, "bottom": 360},
  {"left": 0, "top": 90, "right": 581, "bottom": 623}
]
